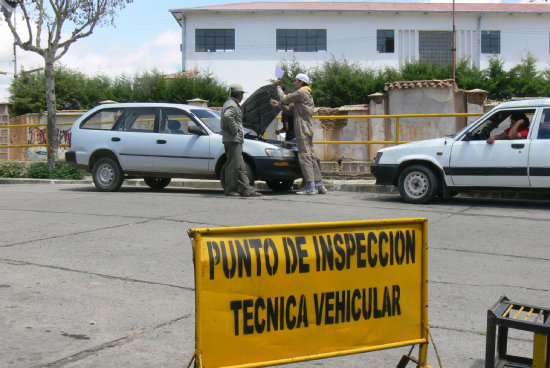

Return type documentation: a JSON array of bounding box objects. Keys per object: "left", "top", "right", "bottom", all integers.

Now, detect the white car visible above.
[
  {"left": 371, "top": 98, "right": 550, "bottom": 203},
  {"left": 65, "top": 103, "right": 301, "bottom": 192}
]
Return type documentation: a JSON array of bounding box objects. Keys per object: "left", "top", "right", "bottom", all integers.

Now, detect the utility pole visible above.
[
  {"left": 452, "top": 0, "right": 456, "bottom": 81},
  {"left": 13, "top": 7, "right": 17, "bottom": 78}
]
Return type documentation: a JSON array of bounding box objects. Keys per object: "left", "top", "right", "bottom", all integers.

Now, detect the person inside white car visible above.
[
  {"left": 167, "top": 120, "right": 184, "bottom": 134},
  {"left": 486, "top": 112, "right": 529, "bottom": 144}
]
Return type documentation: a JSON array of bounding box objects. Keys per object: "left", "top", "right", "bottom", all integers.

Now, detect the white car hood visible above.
[{"left": 380, "top": 137, "right": 451, "bottom": 153}]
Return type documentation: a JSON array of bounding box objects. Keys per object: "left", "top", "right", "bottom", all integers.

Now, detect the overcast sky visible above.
[{"left": 0, "top": 0, "right": 543, "bottom": 102}]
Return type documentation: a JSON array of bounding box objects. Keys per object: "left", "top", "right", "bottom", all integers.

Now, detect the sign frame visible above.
[{"left": 188, "top": 218, "right": 429, "bottom": 368}]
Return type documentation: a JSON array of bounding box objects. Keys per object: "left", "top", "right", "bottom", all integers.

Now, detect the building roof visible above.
[
  {"left": 385, "top": 79, "right": 457, "bottom": 91},
  {"left": 171, "top": 2, "right": 550, "bottom": 15},
  {"left": 338, "top": 104, "right": 369, "bottom": 112}
]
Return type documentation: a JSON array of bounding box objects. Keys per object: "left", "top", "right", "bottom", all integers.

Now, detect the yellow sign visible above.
[{"left": 188, "top": 218, "right": 428, "bottom": 368}]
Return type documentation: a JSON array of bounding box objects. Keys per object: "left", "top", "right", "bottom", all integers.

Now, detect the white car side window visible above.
[
  {"left": 537, "top": 109, "right": 550, "bottom": 140},
  {"left": 80, "top": 108, "right": 122, "bottom": 130},
  {"left": 161, "top": 108, "right": 204, "bottom": 135},
  {"left": 118, "top": 109, "right": 156, "bottom": 132}
]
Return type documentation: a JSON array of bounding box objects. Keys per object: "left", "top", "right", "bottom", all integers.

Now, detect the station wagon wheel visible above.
[
  {"left": 398, "top": 165, "right": 439, "bottom": 204},
  {"left": 266, "top": 179, "right": 294, "bottom": 192},
  {"left": 219, "top": 161, "right": 255, "bottom": 189},
  {"left": 144, "top": 177, "right": 171, "bottom": 190},
  {"left": 92, "top": 157, "right": 124, "bottom": 192}
]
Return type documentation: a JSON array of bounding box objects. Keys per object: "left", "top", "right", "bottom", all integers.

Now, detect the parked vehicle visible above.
[
  {"left": 65, "top": 102, "right": 301, "bottom": 192},
  {"left": 370, "top": 99, "right": 550, "bottom": 203}
]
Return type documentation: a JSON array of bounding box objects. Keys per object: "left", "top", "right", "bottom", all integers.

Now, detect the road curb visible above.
[{"left": 0, "top": 177, "right": 397, "bottom": 194}]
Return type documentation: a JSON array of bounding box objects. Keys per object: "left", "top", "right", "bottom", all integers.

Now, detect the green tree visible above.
[
  {"left": 310, "top": 58, "right": 385, "bottom": 107},
  {"left": 482, "top": 57, "right": 514, "bottom": 100},
  {"left": 454, "top": 59, "right": 485, "bottom": 91},
  {"left": 167, "top": 72, "right": 228, "bottom": 106},
  {"left": 508, "top": 54, "right": 547, "bottom": 98},
  {"left": 9, "top": 65, "right": 108, "bottom": 115},
  {"left": 8, "top": 70, "right": 46, "bottom": 115},
  {"left": 131, "top": 70, "right": 168, "bottom": 102},
  {"left": 106, "top": 75, "right": 133, "bottom": 102}
]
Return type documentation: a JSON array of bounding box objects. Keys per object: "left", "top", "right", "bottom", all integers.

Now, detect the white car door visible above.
[
  {"left": 449, "top": 109, "right": 534, "bottom": 187},
  {"left": 153, "top": 108, "right": 211, "bottom": 174},
  {"left": 528, "top": 108, "right": 550, "bottom": 188},
  {"left": 112, "top": 108, "right": 157, "bottom": 172}
]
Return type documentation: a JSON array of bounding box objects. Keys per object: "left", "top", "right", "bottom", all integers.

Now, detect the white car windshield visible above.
[{"left": 191, "top": 109, "right": 221, "bottom": 133}]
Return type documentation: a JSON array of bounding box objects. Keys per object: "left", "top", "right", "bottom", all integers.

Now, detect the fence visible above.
[{"left": 0, "top": 113, "right": 483, "bottom": 161}]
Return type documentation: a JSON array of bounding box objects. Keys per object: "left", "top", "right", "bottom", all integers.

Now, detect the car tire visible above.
[
  {"left": 92, "top": 157, "right": 124, "bottom": 192},
  {"left": 398, "top": 165, "right": 439, "bottom": 204},
  {"left": 266, "top": 179, "right": 294, "bottom": 192},
  {"left": 219, "top": 160, "right": 255, "bottom": 190},
  {"left": 144, "top": 177, "right": 171, "bottom": 190}
]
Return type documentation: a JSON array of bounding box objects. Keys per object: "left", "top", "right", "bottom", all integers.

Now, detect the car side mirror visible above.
[
  {"left": 464, "top": 131, "right": 472, "bottom": 141},
  {"left": 188, "top": 125, "right": 205, "bottom": 136}
]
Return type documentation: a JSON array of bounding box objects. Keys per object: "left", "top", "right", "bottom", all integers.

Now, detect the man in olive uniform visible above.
[
  {"left": 221, "top": 83, "right": 261, "bottom": 197},
  {"left": 270, "top": 73, "right": 327, "bottom": 195}
]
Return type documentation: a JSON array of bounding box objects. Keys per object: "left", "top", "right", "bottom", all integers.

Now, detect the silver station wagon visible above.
[{"left": 65, "top": 102, "right": 301, "bottom": 192}]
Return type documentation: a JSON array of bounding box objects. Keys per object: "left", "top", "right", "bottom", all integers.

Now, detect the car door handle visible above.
[
  {"left": 156, "top": 140, "right": 167, "bottom": 144},
  {"left": 511, "top": 144, "right": 524, "bottom": 149},
  {"left": 111, "top": 137, "right": 120, "bottom": 142}
]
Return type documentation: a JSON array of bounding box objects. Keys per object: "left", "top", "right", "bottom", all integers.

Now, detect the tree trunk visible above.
[{"left": 44, "top": 56, "right": 58, "bottom": 167}]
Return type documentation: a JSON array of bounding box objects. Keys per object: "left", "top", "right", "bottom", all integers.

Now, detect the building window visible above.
[
  {"left": 419, "top": 31, "right": 452, "bottom": 66},
  {"left": 276, "top": 29, "right": 327, "bottom": 52},
  {"left": 195, "top": 29, "right": 235, "bottom": 52},
  {"left": 377, "top": 30, "right": 394, "bottom": 53},
  {"left": 481, "top": 31, "right": 500, "bottom": 54}
]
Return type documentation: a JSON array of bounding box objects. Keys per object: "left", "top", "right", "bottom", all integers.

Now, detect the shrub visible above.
[
  {"left": 51, "top": 161, "right": 84, "bottom": 180},
  {"left": 0, "top": 161, "right": 28, "bottom": 178},
  {"left": 26, "top": 161, "right": 84, "bottom": 179},
  {"left": 26, "top": 162, "right": 52, "bottom": 178}
]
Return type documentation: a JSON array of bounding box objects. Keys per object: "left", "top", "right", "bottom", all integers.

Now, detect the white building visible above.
[{"left": 170, "top": 2, "right": 550, "bottom": 94}]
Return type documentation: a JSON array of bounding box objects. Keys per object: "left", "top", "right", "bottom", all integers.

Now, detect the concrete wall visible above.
[
  {"left": 8, "top": 112, "right": 83, "bottom": 161},
  {"left": 387, "top": 86, "right": 466, "bottom": 142},
  {"left": 0, "top": 103, "right": 10, "bottom": 160}
]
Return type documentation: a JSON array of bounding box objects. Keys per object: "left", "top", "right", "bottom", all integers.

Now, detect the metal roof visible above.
[{"left": 170, "top": 2, "right": 550, "bottom": 15}]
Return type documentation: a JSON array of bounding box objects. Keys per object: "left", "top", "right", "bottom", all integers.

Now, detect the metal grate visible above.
[{"left": 419, "top": 31, "right": 452, "bottom": 66}]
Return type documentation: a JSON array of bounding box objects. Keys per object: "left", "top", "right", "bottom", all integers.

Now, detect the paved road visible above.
[{"left": 1, "top": 182, "right": 549, "bottom": 368}]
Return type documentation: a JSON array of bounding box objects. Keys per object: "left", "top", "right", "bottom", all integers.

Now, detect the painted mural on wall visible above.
[{"left": 26, "top": 126, "right": 71, "bottom": 160}]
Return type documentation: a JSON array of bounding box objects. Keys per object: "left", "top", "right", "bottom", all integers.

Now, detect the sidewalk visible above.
[{"left": 0, "top": 176, "right": 398, "bottom": 194}]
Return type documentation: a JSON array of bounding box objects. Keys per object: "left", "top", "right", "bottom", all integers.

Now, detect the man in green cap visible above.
[{"left": 220, "top": 83, "right": 262, "bottom": 197}]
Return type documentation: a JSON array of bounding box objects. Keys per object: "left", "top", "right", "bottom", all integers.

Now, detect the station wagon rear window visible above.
[{"left": 80, "top": 108, "right": 123, "bottom": 130}]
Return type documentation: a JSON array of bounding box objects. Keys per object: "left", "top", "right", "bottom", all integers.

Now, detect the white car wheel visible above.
[
  {"left": 92, "top": 157, "right": 124, "bottom": 192},
  {"left": 398, "top": 165, "right": 439, "bottom": 204}
]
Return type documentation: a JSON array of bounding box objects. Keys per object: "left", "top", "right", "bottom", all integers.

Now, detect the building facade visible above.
[{"left": 170, "top": 2, "right": 550, "bottom": 94}]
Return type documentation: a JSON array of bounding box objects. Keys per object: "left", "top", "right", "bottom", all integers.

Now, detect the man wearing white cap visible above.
[
  {"left": 221, "top": 83, "right": 261, "bottom": 197},
  {"left": 270, "top": 73, "right": 327, "bottom": 195}
]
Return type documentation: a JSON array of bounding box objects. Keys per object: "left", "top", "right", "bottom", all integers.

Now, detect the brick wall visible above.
[{"left": 0, "top": 104, "right": 10, "bottom": 161}]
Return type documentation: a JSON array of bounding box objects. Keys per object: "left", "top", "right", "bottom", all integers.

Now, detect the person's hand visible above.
[
  {"left": 275, "top": 129, "right": 280, "bottom": 135},
  {"left": 486, "top": 136, "right": 496, "bottom": 144},
  {"left": 275, "top": 79, "right": 282, "bottom": 86},
  {"left": 270, "top": 98, "right": 279, "bottom": 108}
]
